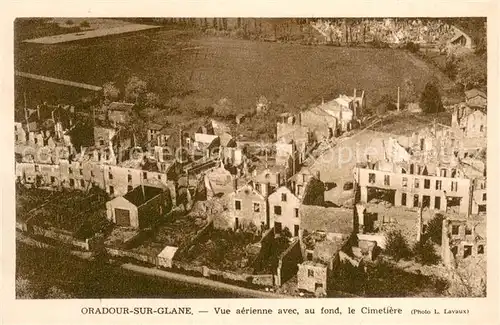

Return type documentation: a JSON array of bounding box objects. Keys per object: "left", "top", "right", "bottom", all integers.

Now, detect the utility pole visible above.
[{"left": 397, "top": 87, "right": 400, "bottom": 112}]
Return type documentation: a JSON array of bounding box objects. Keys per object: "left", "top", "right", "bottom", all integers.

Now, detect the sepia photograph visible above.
[{"left": 13, "top": 17, "right": 488, "bottom": 300}]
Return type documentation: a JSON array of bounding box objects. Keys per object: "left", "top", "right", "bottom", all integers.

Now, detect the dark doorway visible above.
[
  {"left": 235, "top": 217, "right": 239, "bottom": 230},
  {"left": 294, "top": 224, "right": 299, "bottom": 237},
  {"left": 115, "top": 208, "right": 131, "bottom": 227},
  {"left": 422, "top": 195, "right": 430, "bottom": 208},
  {"left": 463, "top": 245, "right": 472, "bottom": 258}
]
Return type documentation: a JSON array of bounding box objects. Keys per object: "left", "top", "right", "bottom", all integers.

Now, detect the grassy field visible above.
[{"left": 15, "top": 23, "right": 461, "bottom": 139}]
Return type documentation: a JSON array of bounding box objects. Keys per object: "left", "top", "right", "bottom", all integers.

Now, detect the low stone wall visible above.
[
  {"left": 105, "top": 247, "right": 158, "bottom": 265},
  {"left": 31, "top": 225, "right": 90, "bottom": 250}
]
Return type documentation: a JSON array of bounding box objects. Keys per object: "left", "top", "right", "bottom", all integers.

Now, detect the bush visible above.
[
  {"left": 405, "top": 42, "right": 420, "bottom": 53},
  {"left": 80, "top": 20, "right": 90, "bottom": 28},
  {"left": 384, "top": 230, "right": 412, "bottom": 261},
  {"left": 65, "top": 19, "right": 74, "bottom": 26},
  {"left": 413, "top": 239, "right": 440, "bottom": 265}
]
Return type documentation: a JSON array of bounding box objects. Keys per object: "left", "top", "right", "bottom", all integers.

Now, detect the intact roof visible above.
[
  {"left": 123, "top": 185, "right": 163, "bottom": 207},
  {"left": 108, "top": 102, "right": 135, "bottom": 111},
  {"left": 465, "top": 89, "right": 487, "bottom": 100}
]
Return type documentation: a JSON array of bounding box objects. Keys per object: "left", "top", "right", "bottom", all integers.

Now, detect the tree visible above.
[
  {"left": 80, "top": 20, "right": 90, "bottom": 28},
  {"left": 455, "top": 54, "right": 487, "bottom": 90},
  {"left": 424, "top": 213, "right": 444, "bottom": 244},
  {"left": 384, "top": 230, "right": 412, "bottom": 261},
  {"left": 402, "top": 78, "right": 418, "bottom": 104},
  {"left": 413, "top": 238, "right": 440, "bottom": 265},
  {"left": 145, "top": 92, "right": 160, "bottom": 108},
  {"left": 103, "top": 82, "right": 120, "bottom": 103},
  {"left": 124, "top": 76, "right": 148, "bottom": 105},
  {"left": 419, "top": 80, "right": 444, "bottom": 114},
  {"left": 213, "top": 97, "right": 235, "bottom": 118}
]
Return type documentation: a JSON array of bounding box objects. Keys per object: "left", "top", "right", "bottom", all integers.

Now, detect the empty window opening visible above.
[
  {"left": 368, "top": 173, "right": 376, "bottom": 184},
  {"left": 308, "top": 269, "right": 314, "bottom": 277},
  {"left": 424, "top": 179, "right": 430, "bottom": 189},
  {"left": 401, "top": 192, "right": 407, "bottom": 206},
  {"left": 463, "top": 245, "right": 472, "bottom": 258},
  {"left": 253, "top": 202, "right": 260, "bottom": 213},
  {"left": 451, "top": 225, "right": 460, "bottom": 235},
  {"left": 402, "top": 177, "right": 408, "bottom": 187},
  {"left": 447, "top": 197, "right": 461, "bottom": 212},
  {"left": 235, "top": 200, "right": 241, "bottom": 210},
  {"left": 477, "top": 245, "right": 484, "bottom": 254},
  {"left": 274, "top": 206, "right": 282, "bottom": 215},
  {"left": 434, "top": 196, "right": 441, "bottom": 209},
  {"left": 436, "top": 180, "right": 442, "bottom": 190},
  {"left": 465, "top": 226, "right": 472, "bottom": 235},
  {"left": 367, "top": 188, "right": 395, "bottom": 205},
  {"left": 413, "top": 194, "right": 419, "bottom": 208},
  {"left": 384, "top": 175, "right": 390, "bottom": 186},
  {"left": 343, "top": 182, "right": 353, "bottom": 191}
]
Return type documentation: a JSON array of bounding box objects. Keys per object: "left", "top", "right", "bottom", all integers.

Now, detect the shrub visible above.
[
  {"left": 80, "top": 20, "right": 90, "bottom": 28},
  {"left": 65, "top": 19, "right": 74, "bottom": 26},
  {"left": 384, "top": 230, "right": 412, "bottom": 261},
  {"left": 405, "top": 42, "right": 420, "bottom": 53},
  {"left": 413, "top": 238, "right": 440, "bottom": 265}
]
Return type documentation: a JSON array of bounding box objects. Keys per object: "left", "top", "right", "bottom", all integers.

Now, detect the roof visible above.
[
  {"left": 300, "top": 206, "right": 354, "bottom": 235},
  {"left": 465, "top": 89, "right": 486, "bottom": 100},
  {"left": 157, "top": 245, "right": 179, "bottom": 259},
  {"left": 108, "top": 102, "right": 135, "bottom": 111},
  {"left": 123, "top": 185, "right": 163, "bottom": 207},
  {"left": 148, "top": 123, "right": 164, "bottom": 131},
  {"left": 219, "top": 132, "right": 235, "bottom": 147}
]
